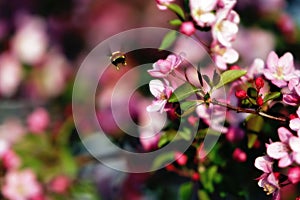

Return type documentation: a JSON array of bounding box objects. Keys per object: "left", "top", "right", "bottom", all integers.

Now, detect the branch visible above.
[{"left": 210, "top": 98, "right": 288, "bottom": 122}]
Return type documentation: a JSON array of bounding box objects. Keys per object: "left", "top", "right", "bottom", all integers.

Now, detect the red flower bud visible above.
[
  {"left": 289, "top": 114, "right": 297, "bottom": 120},
  {"left": 255, "top": 77, "right": 264, "bottom": 90},
  {"left": 256, "top": 96, "right": 264, "bottom": 106},
  {"left": 229, "top": 65, "right": 240, "bottom": 70},
  {"left": 191, "top": 172, "right": 200, "bottom": 181},
  {"left": 235, "top": 90, "right": 247, "bottom": 99},
  {"left": 165, "top": 164, "right": 175, "bottom": 171},
  {"left": 232, "top": 148, "right": 247, "bottom": 162}
]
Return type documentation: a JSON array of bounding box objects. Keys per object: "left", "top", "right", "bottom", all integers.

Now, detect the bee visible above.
[{"left": 110, "top": 51, "right": 127, "bottom": 70}]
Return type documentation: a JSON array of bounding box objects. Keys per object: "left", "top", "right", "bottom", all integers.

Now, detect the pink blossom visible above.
[
  {"left": 0, "top": 119, "right": 26, "bottom": 144},
  {"left": 2, "top": 149, "right": 21, "bottom": 170},
  {"left": 283, "top": 78, "right": 300, "bottom": 106},
  {"left": 148, "top": 54, "right": 182, "bottom": 78},
  {"left": 267, "top": 127, "right": 293, "bottom": 167},
  {"left": 212, "top": 9, "right": 239, "bottom": 47},
  {"left": 211, "top": 42, "right": 239, "bottom": 70},
  {"left": 283, "top": 93, "right": 300, "bottom": 106},
  {"left": 0, "top": 140, "right": 9, "bottom": 157},
  {"left": 217, "top": 0, "right": 237, "bottom": 10},
  {"left": 139, "top": 130, "right": 161, "bottom": 151},
  {"left": 247, "top": 58, "right": 265, "bottom": 79},
  {"left": 49, "top": 175, "right": 70, "bottom": 194},
  {"left": 2, "top": 169, "right": 42, "bottom": 200},
  {"left": 190, "top": 0, "right": 218, "bottom": 27},
  {"left": 254, "top": 156, "right": 280, "bottom": 199},
  {"left": 27, "top": 108, "right": 50, "bottom": 134},
  {"left": 147, "top": 79, "right": 173, "bottom": 113},
  {"left": 35, "top": 49, "right": 71, "bottom": 98},
  {"left": 288, "top": 167, "right": 300, "bottom": 184},
  {"left": 289, "top": 106, "right": 300, "bottom": 135},
  {"left": 180, "top": 22, "right": 196, "bottom": 36},
  {"left": 288, "top": 78, "right": 300, "bottom": 97},
  {"left": 12, "top": 15, "right": 48, "bottom": 65},
  {"left": 155, "top": 0, "right": 174, "bottom": 10},
  {"left": 264, "top": 51, "right": 299, "bottom": 88},
  {"left": 0, "top": 53, "right": 23, "bottom": 97}
]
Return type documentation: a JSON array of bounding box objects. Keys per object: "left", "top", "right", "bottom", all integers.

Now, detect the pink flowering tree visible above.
[
  {"left": 141, "top": 0, "right": 300, "bottom": 199},
  {"left": 0, "top": 0, "right": 300, "bottom": 200}
]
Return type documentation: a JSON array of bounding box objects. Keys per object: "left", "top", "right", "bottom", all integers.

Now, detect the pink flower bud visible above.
[
  {"left": 188, "top": 115, "right": 198, "bottom": 126},
  {"left": 256, "top": 96, "right": 264, "bottom": 106},
  {"left": 49, "top": 175, "right": 70, "bottom": 194},
  {"left": 235, "top": 90, "right": 247, "bottom": 99},
  {"left": 175, "top": 152, "right": 188, "bottom": 166},
  {"left": 27, "top": 108, "right": 50, "bottom": 134},
  {"left": 180, "top": 22, "right": 195, "bottom": 36},
  {"left": 288, "top": 167, "right": 300, "bottom": 184},
  {"left": 255, "top": 77, "right": 264, "bottom": 90},
  {"left": 232, "top": 148, "right": 247, "bottom": 162}
]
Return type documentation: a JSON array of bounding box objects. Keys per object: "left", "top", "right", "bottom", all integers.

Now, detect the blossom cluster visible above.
[{"left": 151, "top": 0, "right": 300, "bottom": 199}]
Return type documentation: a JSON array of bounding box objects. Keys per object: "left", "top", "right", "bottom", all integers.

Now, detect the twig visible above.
[{"left": 210, "top": 98, "right": 287, "bottom": 122}]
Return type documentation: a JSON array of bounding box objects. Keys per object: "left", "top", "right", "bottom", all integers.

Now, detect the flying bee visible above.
[{"left": 110, "top": 51, "right": 127, "bottom": 70}]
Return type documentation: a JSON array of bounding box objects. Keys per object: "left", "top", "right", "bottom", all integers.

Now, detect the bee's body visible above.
[{"left": 110, "top": 51, "right": 127, "bottom": 70}]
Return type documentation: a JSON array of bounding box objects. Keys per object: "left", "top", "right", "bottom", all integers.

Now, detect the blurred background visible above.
[{"left": 0, "top": 0, "right": 299, "bottom": 199}]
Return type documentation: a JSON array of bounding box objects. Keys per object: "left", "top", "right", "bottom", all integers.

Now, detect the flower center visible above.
[
  {"left": 276, "top": 66, "right": 284, "bottom": 79},
  {"left": 263, "top": 183, "right": 276, "bottom": 195}
]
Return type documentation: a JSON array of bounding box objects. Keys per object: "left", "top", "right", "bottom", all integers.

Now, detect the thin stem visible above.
[{"left": 210, "top": 98, "right": 287, "bottom": 122}]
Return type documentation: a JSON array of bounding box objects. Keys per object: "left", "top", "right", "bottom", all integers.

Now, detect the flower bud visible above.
[
  {"left": 232, "top": 148, "right": 247, "bottom": 162},
  {"left": 235, "top": 90, "right": 247, "bottom": 99},
  {"left": 175, "top": 152, "right": 188, "bottom": 166},
  {"left": 288, "top": 167, "right": 300, "bottom": 184},
  {"left": 191, "top": 172, "right": 200, "bottom": 181},
  {"left": 255, "top": 77, "right": 264, "bottom": 90},
  {"left": 256, "top": 96, "right": 264, "bottom": 106},
  {"left": 229, "top": 65, "right": 240, "bottom": 70},
  {"left": 180, "top": 22, "right": 195, "bottom": 36}
]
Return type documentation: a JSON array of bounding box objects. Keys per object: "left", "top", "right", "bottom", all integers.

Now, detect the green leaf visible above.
[
  {"left": 159, "top": 30, "right": 177, "bottom": 50},
  {"left": 167, "top": 3, "right": 185, "bottom": 20},
  {"left": 264, "top": 92, "right": 281, "bottom": 103},
  {"left": 152, "top": 152, "right": 175, "bottom": 170},
  {"left": 247, "top": 134, "right": 258, "bottom": 149},
  {"left": 198, "top": 190, "right": 210, "bottom": 200},
  {"left": 158, "top": 131, "right": 176, "bottom": 148},
  {"left": 247, "top": 87, "right": 257, "bottom": 98},
  {"left": 178, "top": 127, "right": 192, "bottom": 141},
  {"left": 212, "top": 70, "right": 221, "bottom": 86},
  {"left": 179, "top": 101, "right": 203, "bottom": 117},
  {"left": 169, "top": 83, "right": 199, "bottom": 103},
  {"left": 203, "top": 75, "right": 212, "bottom": 87},
  {"left": 169, "top": 19, "right": 182, "bottom": 26},
  {"left": 246, "top": 115, "right": 264, "bottom": 133},
  {"left": 179, "top": 182, "right": 193, "bottom": 200},
  {"left": 214, "top": 70, "right": 247, "bottom": 89}
]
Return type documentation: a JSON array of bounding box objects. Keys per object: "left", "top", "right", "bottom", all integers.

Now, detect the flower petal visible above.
[
  {"left": 266, "top": 51, "right": 279, "bottom": 71},
  {"left": 278, "top": 154, "right": 293, "bottom": 168},
  {"left": 254, "top": 156, "right": 273, "bottom": 173},
  {"left": 289, "top": 136, "right": 300, "bottom": 153},
  {"left": 278, "top": 127, "right": 293, "bottom": 143},
  {"left": 149, "top": 79, "right": 164, "bottom": 98},
  {"left": 267, "top": 142, "right": 289, "bottom": 159}
]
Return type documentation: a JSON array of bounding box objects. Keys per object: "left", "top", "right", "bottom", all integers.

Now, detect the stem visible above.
[{"left": 210, "top": 98, "right": 287, "bottom": 122}]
